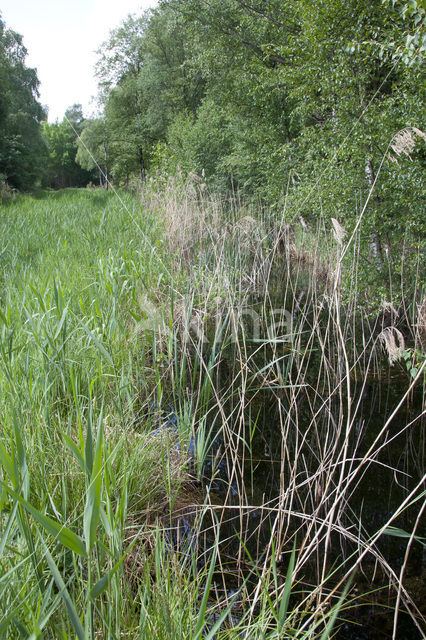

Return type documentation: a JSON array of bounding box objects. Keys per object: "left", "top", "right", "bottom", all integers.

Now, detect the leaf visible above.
[
  {"left": 194, "top": 526, "right": 219, "bottom": 640},
  {"left": 383, "top": 526, "right": 426, "bottom": 547},
  {"left": 12, "top": 618, "right": 28, "bottom": 637},
  {"left": 39, "top": 535, "right": 86, "bottom": 640},
  {"left": 0, "top": 610, "right": 21, "bottom": 637},
  {"left": 0, "top": 500, "right": 19, "bottom": 557},
  {"left": 13, "top": 417, "right": 29, "bottom": 499},
  {"left": 128, "top": 309, "right": 142, "bottom": 322},
  {"left": 90, "top": 521, "right": 140, "bottom": 601},
  {"left": 0, "top": 441, "right": 14, "bottom": 482},
  {"left": 89, "top": 550, "right": 127, "bottom": 600},
  {"left": 26, "top": 580, "right": 61, "bottom": 640},
  {"left": 83, "top": 419, "right": 103, "bottom": 553},
  {"left": 0, "top": 481, "right": 87, "bottom": 557},
  {"left": 278, "top": 542, "right": 296, "bottom": 631},
  {"left": 319, "top": 576, "right": 353, "bottom": 640},
  {"left": 62, "top": 432, "right": 87, "bottom": 474},
  {"left": 203, "top": 591, "right": 239, "bottom": 640},
  {"left": 80, "top": 320, "right": 113, "bottom": 365},
  {"left": 53, "top": 307, "right": 68, "bottom": 341}
]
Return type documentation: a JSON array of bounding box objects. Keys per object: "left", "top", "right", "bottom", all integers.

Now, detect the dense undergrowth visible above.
[{"left": 0, "top": 183, "right": 425, "bottom": 639}]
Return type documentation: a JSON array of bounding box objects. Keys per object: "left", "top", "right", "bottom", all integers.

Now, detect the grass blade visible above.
[
  {"left": 1, "top": 481, "right": 87, "bottom": 557},
  {"left": 39, "top": 534, "right": 86, "bottom": 640}
]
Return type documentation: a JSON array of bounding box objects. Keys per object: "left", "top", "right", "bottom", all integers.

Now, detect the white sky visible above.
[{"left": 1, "top": 0, "right": 158, "bottom": 121}]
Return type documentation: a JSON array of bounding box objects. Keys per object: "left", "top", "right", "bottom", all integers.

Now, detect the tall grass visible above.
[{"left": 0, "top": 183, "right": 424, "bottom": 638}]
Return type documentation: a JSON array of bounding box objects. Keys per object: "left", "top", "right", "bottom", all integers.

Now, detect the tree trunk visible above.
[{"left": 138, "top": 147, "right": 146, "bottom": 183}]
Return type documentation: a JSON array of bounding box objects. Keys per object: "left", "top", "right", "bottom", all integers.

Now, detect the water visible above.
[
  {"left": 161, "top": 256, "right": 424, "bottom": 638},
  {"left": 192, "top": 262, "right": 426, "bottom": 639}
]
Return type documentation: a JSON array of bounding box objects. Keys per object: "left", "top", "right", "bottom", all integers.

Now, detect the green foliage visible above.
[
  {"left": 75, "top": 117, "right": 110, "bottom": 186},
  {"left": 0, "top": 189, "right": 181, "bottom": 636},
  {"left": 1, "top": 183, "right": 423, "bottom": 637},
  {"left": 398, "top": 347, "right": 426, "bottom": 379},
  {"left": 0, "top": 188, "right": 351, "bottom": 638},
  {"left": 42, "top": 106, "right": 96, "bottom": 188},
  {"left": 85, "top": 7, "right": 205, "bottom": 184},
  {"left": 0, "top": 13, "right": 46, "bottom": 190},
  {"left": 167, "top": 100, "right": 232, "bottom": 180},
  {"left": 380, "top": 0, "right": 426, "bottom": 66}
]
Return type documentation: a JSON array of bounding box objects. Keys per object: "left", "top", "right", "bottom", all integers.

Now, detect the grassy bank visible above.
[
  {"left": 0, "top": 188, "right": 193, "bottom": 638},
  {"left": 0, "top": 185, "right": 425, "bottom": 638}
]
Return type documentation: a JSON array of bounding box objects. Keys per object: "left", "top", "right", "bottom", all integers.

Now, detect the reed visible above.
[{"left": 0, "top": 182, "right": 424, "bottom": 638}]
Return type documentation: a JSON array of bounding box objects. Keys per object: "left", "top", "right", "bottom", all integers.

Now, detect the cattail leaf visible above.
[
  {"left": 203, "top": 592, "right": 239, "bottom": 640},
  {"left": 100, "top": 504, "right": 112, "bottom": 537},
  {"left": 0, "top": 441, "right": 14, "bottom": 482},
  {"left": 12, "top": 618, "right": 28, "bottom": 637},
  {"left": 62, "top": 432, "right": 87, "bottom": 473},
  {"left": 194, "top": 531, "right": 218, "bottom": 639},
  {"left": 0, "top": 501, "right": 19, "bottom": 558},
  {"left": 12, "top": 417, "right": 29, "bottom": 499},
  {"left": 53, "top": 306, "right": 68, "bottom": 341},
  {"left": 278, "top": 542, "right": 296, "bottom": 631},
  {"left": 80, "top": 321, "right": 113, "bottom": 365},
  {"left": 319, "top": 576, "right": 353, "bottom": 640},
  {"left": 26, "top": 579, "right": 59, "bottom": 640},
  {"left": 39, "top": 535, "right": 86, "bottom": 640},
  {"left": 83, "top": 419, "right": 103, "bottom": 552},
  {"left": 90, "top": 573, "right": 109, "bottom": 600},
  {"left": 89, "top": 549, "right": 128, "bottom": 600},
  {"left": 91, "top": 524, "right": 142, "bottom": 601},
  {"left": 0, "top": 612, "right": 18, "bottom": 637},
  {"left": 383, "top": 526, "right": 426, "bottom": 547}
]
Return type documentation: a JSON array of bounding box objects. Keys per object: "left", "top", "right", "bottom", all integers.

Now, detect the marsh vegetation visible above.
[{"left": 0, "top": 181, "right": 424, "bottom": 638}]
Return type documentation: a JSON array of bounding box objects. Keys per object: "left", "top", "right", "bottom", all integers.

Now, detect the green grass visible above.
[{"left": 0, "top": 188, "right": 196, "bottom": 638}]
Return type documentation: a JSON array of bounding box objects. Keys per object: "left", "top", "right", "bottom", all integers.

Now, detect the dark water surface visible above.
[{"left": 194, "top": 263, "right": 425, "bottom": 639}]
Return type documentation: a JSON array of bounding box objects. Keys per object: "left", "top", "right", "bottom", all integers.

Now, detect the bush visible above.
[{"left": 0, "top": 177, "right": 15, "bottom": 203}]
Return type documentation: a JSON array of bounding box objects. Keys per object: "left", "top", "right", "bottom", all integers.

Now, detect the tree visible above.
[
  {"left": 94, "top": 8, "right": 205, "bottom": 184},
  {"left": 76, "top": 118, "right": 111, "bottom": 188},
  {"left": 0, "top": 13, "right": 46, "bottom": 190},
  {"left": 64, "top": 103, "right": 85, "bottom": 134},
  {"left": 88, "top": 0, "right": 424, "bottom": 286},
  {"left": 160, "top": 0, "right": 424, "bottom": 235},
  {"left": 42, "top": 105, "right": 96, "bottom": 188}
]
